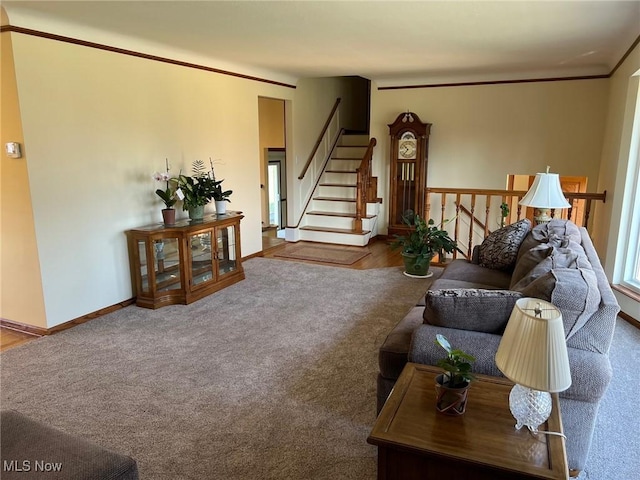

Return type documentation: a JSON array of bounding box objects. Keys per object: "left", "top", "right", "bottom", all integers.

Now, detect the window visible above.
[{"left": 620, "top": 81, "right": 640, "bottom": 294}]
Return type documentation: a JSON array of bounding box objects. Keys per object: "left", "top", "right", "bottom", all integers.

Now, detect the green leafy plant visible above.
[
  {"left": 500, "top": 202, "right": 510, "bottom": 228},
  {"left": 435, "top": 334, "right": 476, "bottom": 387},
  {"left": 390, "top": 210, "right": 458, "bottom": 268},
  {"left": 175, "top": 159, "right": 231, "bottom": 210}
]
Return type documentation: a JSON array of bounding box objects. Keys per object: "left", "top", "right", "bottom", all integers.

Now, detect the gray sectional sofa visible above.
[{"left": 377, "top": 219, "right": 620, "bottom": 474}]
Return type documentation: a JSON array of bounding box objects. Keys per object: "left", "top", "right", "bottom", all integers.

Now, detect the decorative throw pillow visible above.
[
  {"left": 423, "top": 288, "right": 523, "bottom": 334},
  {"left": 478, "top": 219, "right": 532, "bottom": 271},
  {"left": 510, "top": 243, "right": 554, "bottom": 288}
]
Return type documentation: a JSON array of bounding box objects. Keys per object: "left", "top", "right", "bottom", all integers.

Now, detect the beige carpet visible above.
[
  {"left": 275, "top": 244, "right": 371, "bottom": 265},
  {"left": 0, "top": 258, "right": 438, "bottom": 480}
]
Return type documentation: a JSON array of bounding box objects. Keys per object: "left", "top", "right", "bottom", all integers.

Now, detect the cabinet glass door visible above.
[
  {"left": 153, "top": 238, "right": 181, "bottom": 292},
  {"left": 137, "top": 240, "right": 150, "bottom": 293},
  {"left": 216, "top": 225, "right": 237, "bottom": 276},
  {"left": 190, "top": 231, "right": 214, "bottom": 286}
]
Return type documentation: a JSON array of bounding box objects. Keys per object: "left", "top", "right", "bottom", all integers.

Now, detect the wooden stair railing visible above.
[
  {"left": 298, "top": 97, "right": 341, "bottom": 180},
  {"left": 354, "top": 138, "right": 378, "bottom": 233},
  {"left": 425, "top": 187, "right": 607, "bottom": 260}
]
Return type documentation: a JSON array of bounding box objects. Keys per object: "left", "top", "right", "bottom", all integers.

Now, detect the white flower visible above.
[{"left": 152, "top": 171, "right": 171, "bottom": 182}]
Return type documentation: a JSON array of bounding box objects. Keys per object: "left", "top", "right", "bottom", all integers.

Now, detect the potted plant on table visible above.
[
  {"left": 152, "top": 159, "right": 177, "bottom": 226},
  {"left": 434, "top": 334, "right": 476, "bottom": 415},
  {"left": 390, "top": 210, "right": 458, "bottom": 278},
  {"left": 174, "top": 160, "right": 218, "bottom": 221},
  {"left": 210, "top": 164, "right": 233, "bottom": 215}
]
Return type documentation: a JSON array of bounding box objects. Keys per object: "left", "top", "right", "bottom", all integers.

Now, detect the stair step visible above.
[
  {"left": 307, "top": 210, "right": 374, "bottom": 219},
  {"left": 319, "top": 183, "right": 357, "bottom": 188},
  {"left": 300, "top": 226, "right": 370, "bottom": 236},
  {"left": 325, "top": 169, "right": 357, "bottom": 174},
  {"left": 313, "top": 196, "right": 356, "bottom": 202}
]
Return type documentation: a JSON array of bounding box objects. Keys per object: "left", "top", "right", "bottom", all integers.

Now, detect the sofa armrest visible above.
[
  {"left": 409, "top": 324, "right": 503, "bottom": 378},
  {"left": 564, "top": 347, "right": 612, "bottom": 403}
]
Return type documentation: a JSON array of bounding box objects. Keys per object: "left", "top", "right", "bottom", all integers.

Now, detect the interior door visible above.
[{"left": 267, "top": 149, "right": 287, "bottom": 230}]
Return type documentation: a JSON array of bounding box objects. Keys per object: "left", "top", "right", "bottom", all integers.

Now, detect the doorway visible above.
[
  {"left": 267, "top": 149, "right": 286, "bottom": 236},
  {"left": 258, "top": 97, "right": 287, "bottom": 249}
]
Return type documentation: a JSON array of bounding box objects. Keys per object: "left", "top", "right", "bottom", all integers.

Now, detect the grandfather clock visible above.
[{"left": 388, "top": 111, "right": 431, "bottom": 236}]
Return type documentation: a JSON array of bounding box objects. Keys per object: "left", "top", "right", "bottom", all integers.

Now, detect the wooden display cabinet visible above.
[{"left": 126, "top": 212, "right": 244, "bottom": 309}]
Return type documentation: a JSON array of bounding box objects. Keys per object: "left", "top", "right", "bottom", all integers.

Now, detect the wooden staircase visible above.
[{"left": 298, "top": 134, "right": 380, "bottom": 246}]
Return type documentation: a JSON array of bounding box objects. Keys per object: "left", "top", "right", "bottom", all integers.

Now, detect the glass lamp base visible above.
[{"left": 509, "top": 384, "right": 552, "bottom": 431}]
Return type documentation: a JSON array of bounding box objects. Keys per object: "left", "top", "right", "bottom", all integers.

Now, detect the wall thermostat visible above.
[{"left": 5, "top": 142, "right": 22, "bottom": 158}]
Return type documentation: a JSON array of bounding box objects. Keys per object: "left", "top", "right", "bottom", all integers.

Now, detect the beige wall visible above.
[
  {"left": 0, "top": 31, "right": 47, "bottom": 328},
  {"left": 597, "top": 41, "right": 640, "bottom": 319},
  {"left": 8, "top": 33, "right": 294, "bottom": 328},
  {"left": 370, "top": 79, "right": 609, "bottom": 235},
  {"left": 258, "top": 97, "right": 285, "bottom": 227}
]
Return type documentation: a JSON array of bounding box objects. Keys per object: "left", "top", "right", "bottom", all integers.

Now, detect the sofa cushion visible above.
[
  {"left": 478, "top": 219, "right": 531, "bottom": 271},
  {"left": 424, "top": 288, "right": 523, "bottom": 333},
  {"left": 433, "top": 259, "right": 512, "bottom": 289}
]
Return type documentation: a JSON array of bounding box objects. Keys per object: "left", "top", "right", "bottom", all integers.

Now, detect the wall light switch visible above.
[{"left": 5, "top": 142, "right": 22, "bottom": 158}]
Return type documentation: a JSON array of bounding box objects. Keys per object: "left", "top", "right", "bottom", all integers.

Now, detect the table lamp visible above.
[
  {"left": 495, "top": 298, "right": 571, "bottom": 432},
  {"left": 519, "top": 166, "right": 570, "bottom": 225}
]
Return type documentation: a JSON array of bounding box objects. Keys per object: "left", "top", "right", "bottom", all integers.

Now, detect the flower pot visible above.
[
  {"left": 435, "top": 374, "right": 470, "bottom": 416},
  {"left": 215, "top": 200, "right": 227, "bottom": 215},
  {"left": 401, "top": 252, "right": 433, "bottom": 278},
  {"left": 161, "top": 208, "right": 176, "bottom": 226},
  {"left": 188, "top": 205, "right": 205, "bottom": 222}
]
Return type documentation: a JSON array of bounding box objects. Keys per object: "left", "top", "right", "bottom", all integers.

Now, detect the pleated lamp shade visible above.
[
  {"left": 496, "top": 298, "right": 572, "bottom": 393},
  {"left": 519, "top": 171, "right": 571, "bottom": 209}
]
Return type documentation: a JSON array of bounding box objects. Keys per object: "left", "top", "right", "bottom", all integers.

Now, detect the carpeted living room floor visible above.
[{"left": 1, "top": 257, "right": 637, "bottom": 479}]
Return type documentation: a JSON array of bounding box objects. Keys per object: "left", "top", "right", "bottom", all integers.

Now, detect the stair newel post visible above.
[{"left": 355, "top": 166, "right": 364, "bottom": 233}]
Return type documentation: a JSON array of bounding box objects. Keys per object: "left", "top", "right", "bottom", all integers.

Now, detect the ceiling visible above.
[{"left": 3, "top": 1, "right": 640, "bottom": 87}]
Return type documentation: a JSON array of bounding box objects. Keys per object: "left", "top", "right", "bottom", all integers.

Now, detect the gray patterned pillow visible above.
[
  {"left": 479, "top": 219, "right": 532, "bottom": 271},
  {"left": 424, "top": 288, "right": 523, "bottom": 333}
]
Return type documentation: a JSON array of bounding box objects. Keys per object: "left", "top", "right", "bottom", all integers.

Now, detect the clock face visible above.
[{"left": 399, "top": 139, "right": 417, "bottom": 159}]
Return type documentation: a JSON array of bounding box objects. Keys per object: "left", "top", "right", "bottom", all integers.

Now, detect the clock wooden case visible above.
[{"left": 388, "top": 112, "right": 432, "bottom": 237}]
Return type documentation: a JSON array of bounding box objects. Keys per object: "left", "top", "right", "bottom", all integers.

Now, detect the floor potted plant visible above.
[
  {"left": 390, "top": 210, "right": 458, "bottom": 277},
  {"left": 434, "top": 334, "right": 476, "bottom": 415}
]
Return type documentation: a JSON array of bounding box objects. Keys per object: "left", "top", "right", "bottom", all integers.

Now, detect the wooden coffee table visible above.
[{"left": 368, "top": 363, "right": 568, "bottom": 480}]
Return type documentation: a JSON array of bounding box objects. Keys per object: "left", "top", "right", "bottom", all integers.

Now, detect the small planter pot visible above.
[
  {"left": 161, "top": 208, "right": 176, "bottom": 226},
  {"left": 401, "top": 252, "right": 433, "bottom": 278},
  {"left": 435, "top": 374, "right": 470, "bottom": 416},
  {"left": 215, "top": 200, "right": 227, "bottom": 215},
  {"left": 188, "top": 205, "right": 205, "bottom": 222}
]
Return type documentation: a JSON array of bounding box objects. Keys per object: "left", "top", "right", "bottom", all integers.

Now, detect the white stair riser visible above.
[
  {"left": 327, "top": 159, "right": 361, "bottom": 170},
  {"left": 304, "top": 215, "right": 355, "bottom": 230},
  {"left": 299, "top": 229, "right": 371, "bottom": 247},
  {"left": 323, "top": 171, "right": 357, "bottom": 183},
  {"left": 333, "top": 146, "right": 367, "bottom": 158},
  {"left": 317, "top": 185, "right": 357, "bottom": 198},
  {"left": 309, "top": 200, "right": 356, "bottom": 213},
  {"left": 303, "top": 214, "right": 377, "bottom": 232}
]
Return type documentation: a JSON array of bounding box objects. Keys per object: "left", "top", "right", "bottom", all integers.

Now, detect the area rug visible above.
[
  {"left": 0, "top": 258, "right": 439, "bottom": 480},
  {"left": 274, "top": 244, "right": 371, "bottom": 265}
]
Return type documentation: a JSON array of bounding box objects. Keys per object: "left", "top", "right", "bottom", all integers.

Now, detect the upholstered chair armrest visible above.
[
  {"left": 562, "top": 347, "right": 612, "bottom": 403},
  {"left": 409, "top": 324, "right": 503, "bottom": 378}
]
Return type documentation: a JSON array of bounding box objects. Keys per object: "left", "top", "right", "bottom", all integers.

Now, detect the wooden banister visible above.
[
  {"left": 354, "top": 138, "right": 378, "bottom": 233},
  {"left": 298, "top": 97, "right": 342, "bottom": 180},
  {"left": 425, "top": 187, "right": 607, "bottom": 260}
]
